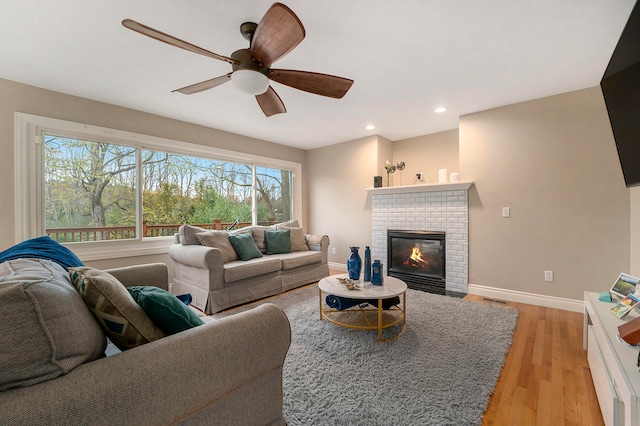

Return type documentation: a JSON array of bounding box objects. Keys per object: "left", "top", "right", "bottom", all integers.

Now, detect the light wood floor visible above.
[{"left": 463, "top": 294, "right": 603, "bottom": 426}]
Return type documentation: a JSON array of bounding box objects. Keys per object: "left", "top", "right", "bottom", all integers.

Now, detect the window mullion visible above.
[
  {"left": 136, "top": 148, "right": 143, "bottom": 240},
  {"left": 252, "top": 163, "right": 257, "bottom": 225}
]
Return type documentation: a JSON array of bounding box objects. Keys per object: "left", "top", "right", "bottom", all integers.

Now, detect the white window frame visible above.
[{"left": 14, "top": 112, "right": 302, "bottom": 261}]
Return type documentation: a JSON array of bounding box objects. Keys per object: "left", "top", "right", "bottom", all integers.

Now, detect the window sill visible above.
[{"left": 65, "top": 237, "right": 174, "bottom": 262}]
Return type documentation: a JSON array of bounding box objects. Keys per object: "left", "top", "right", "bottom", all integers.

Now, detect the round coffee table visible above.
[{"left": 318, "top": 274, "right": 407, "bottom": 342}]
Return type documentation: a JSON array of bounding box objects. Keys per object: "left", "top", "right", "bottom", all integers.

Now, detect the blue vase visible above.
[
  {"left": 371, "top": 260, "right": 384, "bottom": 285},
  {"left": 347, "top": 246, "right": 362, "bottom": 280},
  {"left": 363, "top": 246, "right": 371, "bottom": 282}
]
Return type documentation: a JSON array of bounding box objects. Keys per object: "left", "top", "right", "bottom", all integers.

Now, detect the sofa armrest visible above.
[
  {"left": 169, "top": 243, "right": 226, "bottom": 294},
  {"left": 169, "top": 243, "right": 224, "bottom": 269},
  {"left": 105, "top": 262, "right": 169, "bottom": 291},
  {"left": 0, "top": 303, "right": 291, "bottom": 426},
  {"left": 305, "top": 234, "right": 330, "bottom": 264}
]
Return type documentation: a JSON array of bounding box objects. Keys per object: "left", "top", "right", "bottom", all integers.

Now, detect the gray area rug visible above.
[{"left": 215, "top": 285, "right": 518, "bottom": 425}]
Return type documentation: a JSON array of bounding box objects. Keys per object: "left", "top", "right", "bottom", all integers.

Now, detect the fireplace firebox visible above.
[{"left": 387, "top": 230, "right": 446, "bottom": 295}]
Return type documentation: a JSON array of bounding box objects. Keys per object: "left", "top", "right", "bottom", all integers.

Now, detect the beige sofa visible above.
[
  {"left": 169, "top": 220, "right": 330, "bottom": 314},
  {"left": 0, "top": 260, "right": 291, "bottom": 426}
]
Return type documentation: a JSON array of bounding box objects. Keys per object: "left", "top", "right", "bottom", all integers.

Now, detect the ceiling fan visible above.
[{"left": 122, "top": 3, "right": 354, "bottom": 117}]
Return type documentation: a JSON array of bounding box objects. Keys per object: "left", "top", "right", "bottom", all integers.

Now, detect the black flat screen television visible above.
[{"left": 600, "top": 2, "right": 640, "bottom": 187}]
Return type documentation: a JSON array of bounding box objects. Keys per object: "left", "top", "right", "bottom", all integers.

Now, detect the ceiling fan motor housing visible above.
[{"left": 231, "top": 48, "right": 269, "bottom": 77}]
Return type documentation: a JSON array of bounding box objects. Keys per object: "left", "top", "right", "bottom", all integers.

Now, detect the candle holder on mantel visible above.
[{"left": 384, "top": 160, "right": 396, "bottom": 186}]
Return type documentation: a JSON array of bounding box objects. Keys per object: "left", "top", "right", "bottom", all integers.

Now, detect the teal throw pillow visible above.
[
  {"left": 127, "top": 286, "right": 204, "bottom": 335},
  {"left": 228, "top": 233, "right": 263, "bottom": 261},
  {"left": 265, "top": 229, "right": 291, "bottom": 255}
]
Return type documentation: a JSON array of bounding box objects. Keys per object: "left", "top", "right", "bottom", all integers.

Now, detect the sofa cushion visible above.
[
  {"left": 274, "top": 219, "right": 300, "bottom": 229},
  {"left": 0, "top": 236, "right": 84, "bottom": 270},
  {"left": 250, "top": 226, "right": 270, "bottom": 253},
  {"left": 179, "top": 224, "right": 208, "bottom": 245},
  {"left": 0, "top": 259, "right": 106, "bottom": 391},
  {"left": 265, "top": 229, "right": 291, "bottom": 255},
  {"left": 228, "top": 233, "right": 263, "bottom": 261},
  {"left": 127, "top": 286, "right": 205, "bottom": 335},
  {"left": 196, "top": 230, "right": 239, "bottom": 263},
  {"left": 306, "top": 234, "right": 325, "bottom": 249},
  {"left": 278, "top": 251, "right": 323, "bottom": 271},
  {"left": 231, "top": 226, "right": 270, "bottom": 253},
  {"left": 279, "top": 226, "right": 309, "bottom": 252},
  {"left": 69, "top": 267, "right": 165, "bottom": 350},
  {"left": 223, "top": 257, "right": 282, "bottom": 283}
]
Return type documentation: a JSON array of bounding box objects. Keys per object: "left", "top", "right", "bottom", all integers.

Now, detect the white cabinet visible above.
[{"left": 584, "top": 292, "right": 640, "bottom": 426}]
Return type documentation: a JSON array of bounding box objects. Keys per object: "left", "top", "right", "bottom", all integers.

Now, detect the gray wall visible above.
[
  {"left": 459, "top": 86, "right": 628, "bottom": 299},
  {"left": 308, "top": 86, "right": 632, "bottom": 301},
  {"left": 0, "top": 78, "right": 308, "bottom": 272},
  {"left": 2, "top": 77, "right": 636, "bottom": 301}
]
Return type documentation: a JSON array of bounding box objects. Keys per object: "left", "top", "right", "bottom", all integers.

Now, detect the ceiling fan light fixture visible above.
[{"left": 232, "top": 70, "right": 270, "bottom": 95}]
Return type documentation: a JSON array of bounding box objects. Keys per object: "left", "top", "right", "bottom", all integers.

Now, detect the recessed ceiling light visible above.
[
  {"left": 434, "top": 107, "right": 447, "bottom": 113},
  {"left": 365, "top": 125, "right": 376, "bottom": 130}
]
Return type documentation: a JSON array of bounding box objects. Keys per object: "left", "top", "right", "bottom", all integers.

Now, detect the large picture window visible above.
[{"left": 15, "top": 113, "right": 300, "bottom": 260}]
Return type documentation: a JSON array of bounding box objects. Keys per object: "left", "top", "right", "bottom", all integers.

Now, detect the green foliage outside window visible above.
[{"left": 44, "top": 135, "right": 292, "bottom": 241}]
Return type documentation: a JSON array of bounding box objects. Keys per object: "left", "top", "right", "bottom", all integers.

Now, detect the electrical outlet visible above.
[
  {"left": 331, "top": 247, "right": 336, "bottom": 255},
  {"left": 416, "top": 172, "right": 424, "bottom": 181},
  {"left": 544, "top": 270, "right": 554, "bottom": 282},
  {"left": 502, "top": 207, "right": 510, "bottom": 218}
]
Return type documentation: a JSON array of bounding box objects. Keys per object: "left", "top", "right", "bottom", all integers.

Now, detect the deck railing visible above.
[{"left": 46, "top": 219, "right": 278, "bottom": 243}]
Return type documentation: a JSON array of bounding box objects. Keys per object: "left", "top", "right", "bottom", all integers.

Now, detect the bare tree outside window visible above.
[{"left": 43, "top": 136, "right": 293, "bottom": 242}]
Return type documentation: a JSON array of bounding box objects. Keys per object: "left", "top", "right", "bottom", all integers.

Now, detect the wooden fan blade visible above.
[
  {"left": 172, "top": 73, "right": 232, "bottom": 94},
  {"left": 269, "top": 69, "right": 354, "bottom": 98},
  {"left": 256, "top": 86, "right": 286, "bottom": 117},
  {"left": 251, "top": 3, "right": 305, "bottom": 67},
  {"left": 122, "top": 19, "right": 239, "bottom": 65}
]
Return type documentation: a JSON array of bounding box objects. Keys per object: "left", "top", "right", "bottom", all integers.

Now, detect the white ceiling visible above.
[{"left": 0, "top": 0, "right": 636, "bottom": 149}]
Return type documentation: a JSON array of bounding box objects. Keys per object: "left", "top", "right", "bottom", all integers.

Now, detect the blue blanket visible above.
[
  {"left": 325, "top": 294, "right": 361, "bottom": 311},
  {"left": 0, "top": 236, "right": 84, "bottom": 270},
  {"left": 366, "top": 296, "right": 401, "bottom": 310},
  {"left": 325, "top": 294, "right": 401, "bottom": 311}
]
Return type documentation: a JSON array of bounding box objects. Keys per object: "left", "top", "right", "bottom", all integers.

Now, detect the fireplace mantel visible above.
[{"left": 366, "top": 181, "right": 473, "bottom": 195}]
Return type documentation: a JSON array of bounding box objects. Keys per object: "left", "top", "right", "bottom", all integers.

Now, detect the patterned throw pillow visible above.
[{"left": 69, "top": 267, "right": 165, "bottom": 350}]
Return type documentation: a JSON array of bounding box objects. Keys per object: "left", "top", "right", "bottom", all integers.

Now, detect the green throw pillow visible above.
[
  {"left": 265, "top": 229, "right": 291, "bottom": 255},
  {"left": 127, "top": 286, "right": 205, "bottom": 335},
  {"left": 228, "top": 233, "right": 263, "bottom": 261}
]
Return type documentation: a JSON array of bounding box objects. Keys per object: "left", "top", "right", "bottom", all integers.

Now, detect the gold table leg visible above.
[
  {"left": 319, "top": 287, "right": 407, "bottom": 343},
  {"left": 378, "top": 298, "right": 383, "bottom": 342}
]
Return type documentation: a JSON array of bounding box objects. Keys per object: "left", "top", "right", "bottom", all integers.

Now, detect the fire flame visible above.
[{"left": 408, "top": 246, "right": 428, "bottom": 265}]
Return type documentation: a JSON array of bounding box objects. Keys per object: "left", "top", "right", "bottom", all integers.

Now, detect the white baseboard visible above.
[
  {"left": 328, "top": 262, "right": 347, "bottom": 272},
  {"left": 467, "top": 283, "right": 584, "bottom": 313},
  {"left": 325, "top": 267, "right": 584, "bottom": 312}
]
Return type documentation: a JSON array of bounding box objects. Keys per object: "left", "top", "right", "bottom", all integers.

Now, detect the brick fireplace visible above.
[{"left": 368, "top": 182, "right": 472, "bottom": 295}]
